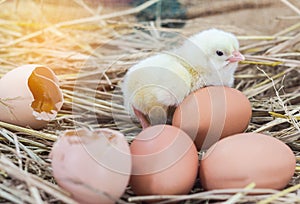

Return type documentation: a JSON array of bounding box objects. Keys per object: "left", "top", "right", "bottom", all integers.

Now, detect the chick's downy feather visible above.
[
  {"left": 122, "top": 54, "right": 192, "bottom": 124},
  {"left": 122, "top": 28, "right": 244, "bottom": 127}
]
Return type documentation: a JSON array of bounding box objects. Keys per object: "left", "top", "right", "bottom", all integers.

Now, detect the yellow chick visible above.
[{"left": 121, "top": 28, "right": 244, "bottom": 128}]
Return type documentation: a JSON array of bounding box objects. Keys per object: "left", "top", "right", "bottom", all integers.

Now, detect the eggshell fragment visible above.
[
  {"left": 172, "top": 86, "right": 252, "bottom": 150},
  {"left": 0, "top": 64, "right": 63, "bottom": 129},
  {"left": 200, "top": 133, "right": 296, "bottom": 190},
  {"left": 130, "top": 125, "right": 198, "bottom": 196},
  {"left": 50, "top": 128, "right": 131, "bottom": 204}
]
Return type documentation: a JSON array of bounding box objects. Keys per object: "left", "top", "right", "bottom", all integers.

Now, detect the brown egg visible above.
[
  {"left": 130, "top": 125, "right": 198, "bottom": 196},
  {"left": 50, "top": 128, "right": 131, "bottom": 204},
  {"left": 0, "top": 64, "right": 63, "bottom": 129},
  {"left": 200, "top": 133, "right": 296, "bottom": 190},
  {"left": 172, "top": 86, "right": 252, "bottom": 150}
]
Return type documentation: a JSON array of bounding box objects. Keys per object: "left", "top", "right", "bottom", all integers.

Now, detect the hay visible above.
[{"left": 0, "top": 0, "right": 299, "bottom": 203}]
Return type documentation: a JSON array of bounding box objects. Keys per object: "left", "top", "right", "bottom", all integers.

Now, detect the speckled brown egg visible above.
[
  {"left": 130, "top": 125, "right": 198, "bottom": 196},
  {"left": 50, "top": 128, "right": 131, "bottom": 204},
  {"left": 200, "top": 133, "right": 296, "bottom": 190},
  {"left": 172, "top": 86, "right": 252, "bottom": 150}
]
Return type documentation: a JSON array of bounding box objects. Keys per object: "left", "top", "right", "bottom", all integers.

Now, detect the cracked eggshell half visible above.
[
  {"left": 50, "top": 128, "right": 132, "bottom": 204},
  {"left": 0, "top": 64, "right": 63, "bottom": 129}
]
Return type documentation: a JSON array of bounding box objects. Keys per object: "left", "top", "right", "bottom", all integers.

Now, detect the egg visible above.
[
  {"left": 50, "top": 128, "right": 131, "bottom": 204},
  {"left": 0, "top": 64, "right": 63, "bottom": 129},
  {"left": 130, "top": 125, "right": 198, "bottom": 196},
  {"left": 200, "top": 133, "right": 296, "bottom": 190},
  {"left": 172, "top": 86, "right": 252, "bottom": 150}
]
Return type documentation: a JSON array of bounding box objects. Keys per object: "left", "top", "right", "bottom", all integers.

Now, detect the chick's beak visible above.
[{"left": 227, "top": 51, "right": 245, "bottom": 63}]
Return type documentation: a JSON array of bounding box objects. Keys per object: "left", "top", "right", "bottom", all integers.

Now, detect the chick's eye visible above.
[{"left": 216, "top": 50, "right": 224, "bottom": 56}]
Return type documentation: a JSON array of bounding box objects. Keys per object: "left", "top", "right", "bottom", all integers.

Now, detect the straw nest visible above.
[{"left": 0, "top": 0, "right": 299, "bottom": 203}]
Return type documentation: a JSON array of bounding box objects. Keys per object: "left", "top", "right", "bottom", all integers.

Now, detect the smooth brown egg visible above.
[
  {"left": 200, "top": 133, "right": 296, "bottom": 190},
  {"left": 130, "top": 125, "right": 198, "bottom": 196},
  {"left": 0, "top": 64, "right": 63, "bottom": 129},
  {"left": 172, "top": 86, "right": 252, "bottom": 150},
  {"left": 50, "top": 128, "right": 131, "bottom": 204}
]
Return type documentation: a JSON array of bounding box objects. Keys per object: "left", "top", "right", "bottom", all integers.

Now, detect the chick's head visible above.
[{"left": 190, "top": 29, "right": 244, "bottom": 71}]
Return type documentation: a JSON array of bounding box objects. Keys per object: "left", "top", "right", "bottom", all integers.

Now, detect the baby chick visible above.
[{"left": 121, "top": 28, "right": 244, "bottom": 128}]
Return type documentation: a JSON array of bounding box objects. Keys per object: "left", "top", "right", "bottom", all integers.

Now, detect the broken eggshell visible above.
[
  {"left": 0, "top": 64, "right": 63, "bottom": 129},
  {"left": 50, "top": 128, "right": 132, "bottom": 204}
]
